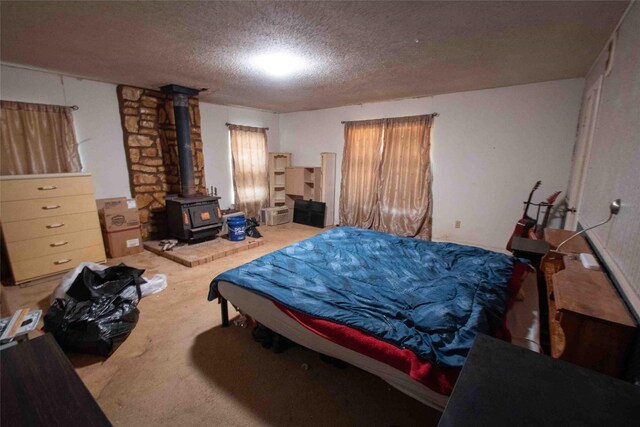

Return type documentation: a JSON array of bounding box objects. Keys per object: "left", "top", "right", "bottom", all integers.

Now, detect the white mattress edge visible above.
[{"left": 217, "top": 271, "right": 540, "bottom": 410}]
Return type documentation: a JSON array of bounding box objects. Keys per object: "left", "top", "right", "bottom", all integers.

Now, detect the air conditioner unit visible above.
[{"left": 262, "top": 207, "right": 290, "bottom": 226}]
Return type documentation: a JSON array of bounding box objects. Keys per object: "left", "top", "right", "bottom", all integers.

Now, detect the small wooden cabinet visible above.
[
  {"left": 542, "top": 228, "right": 636, "bottom": 377},
  {"left": 285, "top": 167, "right": 321, "bottom": 201},
  {"left": 0, "top": 173, "right": 106, "bottom": 284}
]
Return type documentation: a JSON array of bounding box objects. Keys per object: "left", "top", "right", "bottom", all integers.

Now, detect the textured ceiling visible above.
[{"left": 0, "top": 1, "right": 628, "bottom": 112}]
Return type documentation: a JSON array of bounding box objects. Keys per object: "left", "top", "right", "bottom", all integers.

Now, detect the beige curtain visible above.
[
  {"left": 340, "top": 115, "right": 433, "bottom": 239},
  {"left": 229, "top": 125, "right": 269, "bottom": 218},
  {"left": 375, "top": 115, "right": 433, "bottom": 239},
  {"left": 339, "top": 120, "right": 384, "bottom": 229},
  {"left": 1, "top": 101, "right": 81, "bottom": 175}
]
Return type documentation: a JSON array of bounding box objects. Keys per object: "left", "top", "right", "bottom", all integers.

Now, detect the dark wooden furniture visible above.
[
  {"left": 438, "top": 334, "right": 640, "bottom": 427},
  {"left": 293, "top": 199, "right": 326, "bottom": 228},
  {"left": 510, "top": 236, "right": 552, "bottom": 352},
  {"left": 542, "top": 228, "right": 636, "bottom": 377},
  {"left": 510, "top": 236, "right": 549, "bottom": 266},
  {"left": 1, "top": 333, "right": 111, "bottom": 426}
]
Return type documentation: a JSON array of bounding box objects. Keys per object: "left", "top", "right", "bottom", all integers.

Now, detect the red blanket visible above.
[{"left": 273, "top": 261, "right": 529, "bottom": 395}]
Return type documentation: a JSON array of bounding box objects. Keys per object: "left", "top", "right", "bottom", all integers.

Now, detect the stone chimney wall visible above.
[{"left": 117, "top": 85, "right": 206, "bottom": 239}]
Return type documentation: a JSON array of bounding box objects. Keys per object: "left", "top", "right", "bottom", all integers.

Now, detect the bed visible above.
[{"left": 208, "top": 227, "right": 540, "bottom": 410}]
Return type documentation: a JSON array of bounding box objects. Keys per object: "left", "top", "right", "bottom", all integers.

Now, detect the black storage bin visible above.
[{"left": 293, "top": 199, "right": 326, "bottom": 228}]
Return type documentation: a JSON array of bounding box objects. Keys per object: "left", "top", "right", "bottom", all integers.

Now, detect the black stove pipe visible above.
[
  {"left": 173, "top": 94, "right": 195, "bottom": 197},
  {"left": 160, "top": 84, "right": 202, "bottom": 198}
]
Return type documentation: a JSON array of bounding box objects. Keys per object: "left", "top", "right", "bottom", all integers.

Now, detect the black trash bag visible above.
[
  {"left": 65, "top": 264, "right": 146, "bottom": 301},
  {"left": 245, "top": 216, "right": 262, "bottom": 238},
  {"left": 44, "top": 296, "right": 139, "bottom": 356},
  {"left": 43, "top": 263, "right": 146, "bottom": 357}
]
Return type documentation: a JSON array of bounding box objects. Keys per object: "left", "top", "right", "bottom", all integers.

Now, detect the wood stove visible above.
[
  {"left": 161, "top": 84, "right": 223, "bottom": 243},
  {"left": 165, "top": 195, "right": 222, "bottom": 243}
]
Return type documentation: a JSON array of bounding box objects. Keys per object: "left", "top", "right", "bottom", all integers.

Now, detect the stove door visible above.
[{"left": 188, "top": 203, "right": 221, "bottom": 228}]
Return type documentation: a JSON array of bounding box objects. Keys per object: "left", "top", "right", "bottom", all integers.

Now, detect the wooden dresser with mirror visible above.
[{"left": 542, "top": 228, "right": 636, "bottom": 377}]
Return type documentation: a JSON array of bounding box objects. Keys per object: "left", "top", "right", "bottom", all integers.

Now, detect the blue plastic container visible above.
[{"left": 227, "top": 215, "right": 246, "bottom": 241}]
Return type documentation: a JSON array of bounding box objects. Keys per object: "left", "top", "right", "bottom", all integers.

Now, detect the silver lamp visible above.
[{"left": 554, "top": 199, "right": 621, "bottom": 254}]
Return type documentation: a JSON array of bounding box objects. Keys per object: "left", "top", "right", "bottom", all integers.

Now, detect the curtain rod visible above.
[
  {"left": 225, "top": 122, "right": 269, "bottom": 130},
  {"left": 341, "top": 112, "right": 439, "bottom": 124},
  {"left": 0, "top": 100, "right": 79, "bottom": 110}
]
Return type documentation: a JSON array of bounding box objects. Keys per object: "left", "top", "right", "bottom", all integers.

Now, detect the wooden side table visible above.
[
  {"left": 1, "top": 334, "right": 111, "bottom": 426},
  {"left": 438, "top": 334, "right": 640, "bottom": 427},
  {"left": 542, "top": 228, "right": 636, "bottom": 377}
]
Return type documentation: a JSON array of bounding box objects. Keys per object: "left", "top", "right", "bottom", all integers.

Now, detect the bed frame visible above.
[{"left": 212, "top": 272, "right": 540, "bottom": 409}]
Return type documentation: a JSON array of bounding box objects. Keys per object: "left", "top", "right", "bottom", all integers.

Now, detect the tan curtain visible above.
[
  {"left": 229, "top": 125, "right": 269, "bottom": 218},
  {"left": 340, "top": 115, "right": 433, "bottom": 239},
  {"left": 1, "top": 101, "right": 81, "bottom": 175},
  {"left": 375, "top": 116, "right": 433, "bottom": 239},
  {"left": 339, "top": 120, "right": 384, "bottom": 228}
]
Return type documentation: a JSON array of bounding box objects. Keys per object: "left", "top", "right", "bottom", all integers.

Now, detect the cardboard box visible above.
[
  {"left": 102, "top": 228, "right": 143, "bottom": 258},
  {"left": 96, "top": 197, "right": 129, "bottom": 213},
  {"left": 101, "top": 210, "right": 141, "bottom": 232},
  {"left": 96, "top": 197, "right": 140, "bottom": 232}
]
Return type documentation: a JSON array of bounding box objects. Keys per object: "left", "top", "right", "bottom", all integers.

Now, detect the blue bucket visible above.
[{"left": 227, "top": 215, "right": 246, "bottom": 241}]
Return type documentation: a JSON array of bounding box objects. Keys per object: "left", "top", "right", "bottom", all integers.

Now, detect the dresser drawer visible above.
[
  {"left": 1, "top": 212, "right": 101, "bottom": 243},
  {"left": 1, "top": 195, "right": 97, "bottom": 223},
  {"left": 0, "top": 176, "right": 94, "bottom": 201},
  {"left": 11, "top": 245, "right": 106, "bottom": 284},
  {"left": 6, "top": 229, "right": 103, "bottom": 262}
]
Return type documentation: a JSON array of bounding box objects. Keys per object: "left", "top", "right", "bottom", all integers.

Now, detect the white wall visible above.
[
  {"left": 0, "top": 63, "right": 280, "bottom": 209},
  {"left": 573, "top": 2, "right": 640, "bottom": 315},
  {"left": 280, "top": 79, "right": 584, "bottom": 249},
  {"left": 199, "top": 103, "right": 279, "bottom": 209},
  {"left": 1, "top": 64, "right": 131, "bottom": 199},
  {"left": 1, "top": 64, "right": 585, "bottom": 250}
]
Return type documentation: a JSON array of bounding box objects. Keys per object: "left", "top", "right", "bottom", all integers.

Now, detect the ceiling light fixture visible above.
[{"left": 250, "top": 51, "right": 310, "bottom": 78}]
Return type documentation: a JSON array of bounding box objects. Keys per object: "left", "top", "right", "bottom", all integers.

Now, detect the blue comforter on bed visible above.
[{"left": 208, "top": 227, "right": 517, "bottom": 367}]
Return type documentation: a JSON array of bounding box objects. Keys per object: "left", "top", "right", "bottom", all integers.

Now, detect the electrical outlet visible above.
[{"left": 455, "top": 220, "right": 461, "bottom": 229}]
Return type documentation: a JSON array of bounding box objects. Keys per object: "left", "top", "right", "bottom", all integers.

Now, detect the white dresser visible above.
[{"left": 0, "top": 173, "right": 106, "bottom": 284}]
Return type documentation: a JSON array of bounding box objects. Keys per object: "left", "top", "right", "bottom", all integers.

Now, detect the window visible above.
[
  {"left": 228, "top": 124, "right": 269, "bottom": 218},
  {"left": 1, "top": 101, "right": 81, "bottom": 175},
  {"left": 340, "top": 115, "right": 434, "bottom": 239}
]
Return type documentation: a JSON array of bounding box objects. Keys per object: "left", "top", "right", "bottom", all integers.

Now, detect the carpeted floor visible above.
[{"left": 1, "top": 223, "right": 441, "bottom": 426}]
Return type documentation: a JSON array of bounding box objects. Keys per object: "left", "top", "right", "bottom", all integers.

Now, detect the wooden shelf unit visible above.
[
  {"left": 268, "top": 153, "right": 291, "bottom": 208},
  {"left": 286, "top": 167, "right": 321, "bottom": 199},
  {"left": 542, "top": 228, "right": 636, "bottom": 377},
  {"left": 320, "top": 152, "right": 336, "bottom": 227},
  {"left": 285, "top": 166, "right": 321, "bottom": 207},
  {"left": 282, "top": 153, "right": 336, "bottom": 227}
]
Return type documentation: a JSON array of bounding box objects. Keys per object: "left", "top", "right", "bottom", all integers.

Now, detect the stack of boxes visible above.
[{"left": 96, "top": 197, "right": 143, "bottom": 258}]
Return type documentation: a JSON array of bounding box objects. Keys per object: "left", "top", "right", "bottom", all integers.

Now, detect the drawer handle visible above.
[
  {"left": 54, "top": 259, "right": 72, "bottom": 265},
  {"left": 50, "top": 241, "right": 69, "bottom": 247},
  {"left": 46, "top": 223, "right": 65, "bottom": 229},
  {"left": 42, "top": 205, "right": 61, "bottom": 210},
  {"left": 38, "top": 186, "right": 58, "bottom": 191}
]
